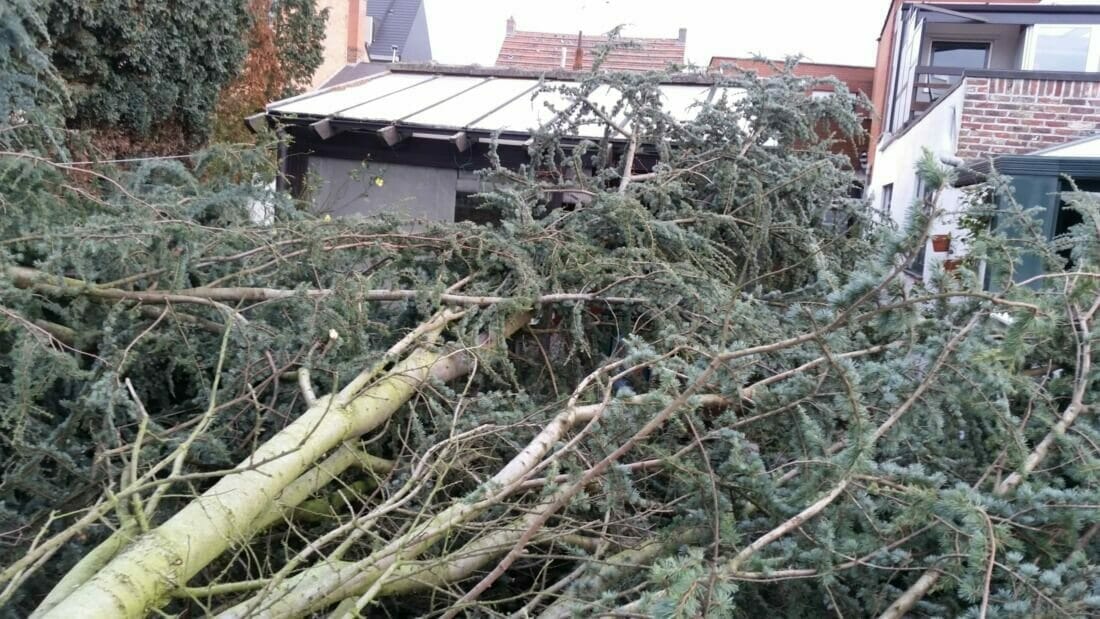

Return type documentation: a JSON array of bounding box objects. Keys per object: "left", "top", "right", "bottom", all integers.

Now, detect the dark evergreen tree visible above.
[{"left": 44, "top": 0, "right": 251, "bottom": 146}]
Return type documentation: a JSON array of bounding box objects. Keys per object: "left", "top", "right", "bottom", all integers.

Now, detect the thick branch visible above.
[
  {"left": 40, "top": 312, "right": 527, "bottom": 619},
  {"left": 8, "top": 266, "right": 642, "bottom": 309}
]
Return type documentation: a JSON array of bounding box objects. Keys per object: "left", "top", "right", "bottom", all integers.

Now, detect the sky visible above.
[{"left": 425, "top": 0, "right": 892, "bottom": 68}]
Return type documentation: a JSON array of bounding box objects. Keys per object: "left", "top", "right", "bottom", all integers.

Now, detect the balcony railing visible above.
[{"left": 910, "top": 66, "right": 966, "bottom": 120}]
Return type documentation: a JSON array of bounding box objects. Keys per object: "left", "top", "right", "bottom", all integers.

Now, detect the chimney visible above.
[
  {"left": 346, "top": 0, "right": 367, "bottom": 63},
  {"left": 391, "top": 45, "right": 399, "bottom": 62},
  {"left": 506, "top": 16, "right": 516, "bottom": 36},
  {"left": 572, "top": 31, "right": 584, "bottom": 70},
  {"left": 678, "top": 27, "right": 687, "bottom": 43}
]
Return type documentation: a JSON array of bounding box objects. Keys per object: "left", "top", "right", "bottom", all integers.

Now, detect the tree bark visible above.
[{"left": 40, "top": 313, "right": 528, "bottom": 618}]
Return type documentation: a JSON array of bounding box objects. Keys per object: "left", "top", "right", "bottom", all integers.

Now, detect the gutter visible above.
[{"left": 381, "top": 62, "right": 719, "bottom": 85}]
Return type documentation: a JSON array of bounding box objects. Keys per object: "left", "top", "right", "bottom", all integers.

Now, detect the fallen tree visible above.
[{"left": 1, "top": 50, "right": 1099, "bottom": 618}]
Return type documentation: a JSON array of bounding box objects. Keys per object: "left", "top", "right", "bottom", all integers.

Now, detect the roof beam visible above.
[
  {"left": 450, "top": 131, "right": 469, "bottom": 153},
  {"left": 311, "top": 118, "right": 342, "bottom": 140},
  {"left": 918, "top": 4, "right": 989, "bottom": 23},
  {"left": 244, "top": 112, "right": 268, "bottom": 134},
  {"left": 378, "top": 125, "right": 407, "bottom": 146}
]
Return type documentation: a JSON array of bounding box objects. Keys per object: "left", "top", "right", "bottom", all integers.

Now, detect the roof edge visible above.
[
  {"left": 708, "top": 56, "right": 874, "bottom": 71},
  {"left": 1029, "top": 132, "right": 1100, "bottom": 156},
  {"left": 384, "top": 62, "right": 715, "bottom": 84},
  {"left": 920, "top": 2, "right": 1100, "bottom": 14},
  {"left": 956, "top": 154, "right": 1100, "bottom": 185},
  {"left": 504, "top": 29, "right": 686, "bottom": 45}
]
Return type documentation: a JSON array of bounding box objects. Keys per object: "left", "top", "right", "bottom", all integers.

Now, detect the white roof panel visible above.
[
  {"left": 269, "top": 73, "right": 434, "bottom": 117},
  {"left": 265, "top": 70, "right": 739, "bottom": 138},
  {"left": 402, "top": 77, "right": 537, "bottom": 128},
  {"left": 471, "top": 81, "right": 583, "bottom": 135},
  {"left": 660, "top": 85, "right": 717, "bottom": 119},
  {"left": 341, "top": 75, "right": 489, "bottom": 123},
  {"left": 1035, "top": 133, "right": 1100, "bottom": 158}
]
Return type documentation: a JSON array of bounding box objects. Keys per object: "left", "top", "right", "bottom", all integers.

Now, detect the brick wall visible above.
[
  {"left": 957, "top": 76, "right": 1100, "bottom": 159},
  {"left": 310, "top": 0, "right": 367, "bottom": 90}
]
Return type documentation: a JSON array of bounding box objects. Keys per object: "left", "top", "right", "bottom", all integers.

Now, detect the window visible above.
[
  {"left": 1053, "top": 178, "right": 1100, "bottom": 269},
  {"left": 915, "top": 42, "right": 991, "bottom": 111},
  {"left": 1030, "top": 25, "right": 1095, "bottom": 72},
  {"left": 880, "top": 183, "right": 894, "bottom": 217},
  {"left": 929, "top": 41, "right": 990, "bottom": 69},
  {"left": 454, "top": 193, "right": 500, "bottom": 225},
  {"left": 906, "top": 177, "right": 937, "bottom": 278}
]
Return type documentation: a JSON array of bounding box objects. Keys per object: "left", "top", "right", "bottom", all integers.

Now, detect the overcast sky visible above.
[{"left": 425, "top": 0, "right": 891, "bottom": 68}]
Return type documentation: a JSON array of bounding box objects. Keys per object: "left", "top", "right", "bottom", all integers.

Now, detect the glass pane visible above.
[
  {"left": 930, "top": 42, "right": 989, "bottom": 69},
  {"left": 1033, "top": 26, "right": 1091, "bottom": 72}
]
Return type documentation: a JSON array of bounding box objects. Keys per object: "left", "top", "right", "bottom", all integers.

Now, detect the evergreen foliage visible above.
[
  {"left": 44, "top": 0, "right": 251, "bottom": 145},
  {"left": 212, "top": 0, "right": 328, "bottom": 142},
  {"left": 0, "top": 0, "right": 63, "bottom": 124},
  {"left": 1, "top": 29, "right": 1098, "bottom": 619}
]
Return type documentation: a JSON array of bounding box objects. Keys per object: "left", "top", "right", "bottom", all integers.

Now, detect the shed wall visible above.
[{"left": 307, "top": 158, "right": 457, "bottom": 221}]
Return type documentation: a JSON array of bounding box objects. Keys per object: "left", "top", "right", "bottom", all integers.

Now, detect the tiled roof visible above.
[
  {"left": 496, "top": 31, "right": 686, "bottom": 73},
  {"left": 367, "top": 0, "right": 422, "bottom": 60}
]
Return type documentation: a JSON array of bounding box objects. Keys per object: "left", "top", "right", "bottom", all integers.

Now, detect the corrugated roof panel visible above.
[
  {"left": 568, "top": 85, "right": 629, "bottom": 137},
  {"left": 659, "top": 85, "right": 719, "bottom": 120},
  {"left": 269, "top": 73, "right": 431, "bottom": 116},
  {"left": 340, "top": 75, "right": 487, "bottom": 123},
  {"left": 264, "top": 68, "right": 741, "bottom": 139},
  {"left": 401, "top": 78, "right": 536, "bottom": 128},
  {"left": 470, "top": 82, "right": 584, "bottom": 135}
]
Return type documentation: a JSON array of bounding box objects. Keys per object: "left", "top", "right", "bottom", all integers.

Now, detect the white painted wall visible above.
[{"left": 869, "top": 84, "right": 967, "bottom": 279}]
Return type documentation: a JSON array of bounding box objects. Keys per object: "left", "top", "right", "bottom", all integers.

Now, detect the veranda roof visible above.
[{"left": 262, "top": 64, "right": 737, "bottom": 143}]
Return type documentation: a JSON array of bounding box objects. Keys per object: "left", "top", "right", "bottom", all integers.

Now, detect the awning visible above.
[
  {"left": 263, "top": 65, "right": 739, "bottom": 143},
  {"left": 915, "top": 3, "right": 1100, "bottom": 25}
]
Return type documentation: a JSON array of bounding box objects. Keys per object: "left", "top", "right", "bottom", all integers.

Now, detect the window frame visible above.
[
  {"left": 927, "top": 39, "right": 993, "bottom": 70},
  {"left": 1023, "top": 24, "right": 1100, "bottom": 73},
  {"left": 880, "top": 183, "right": 894, "bottom": 219},
  {"left": 904, "top": 177, "right": 937, "bottom": 278}
]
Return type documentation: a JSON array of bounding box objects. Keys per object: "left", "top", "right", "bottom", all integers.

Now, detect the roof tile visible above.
[
  {"left": 496, "top": 31, "right": 685, "bottom": 72},
  {"left": 367, "top": 0, "right": 423, "bottom": 60}
]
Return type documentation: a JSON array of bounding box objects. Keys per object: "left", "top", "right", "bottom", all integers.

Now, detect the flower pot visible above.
[
  {"left": 931, "top": 234, "right": 951, "bottom": 253},
  {"left": 943, "top": 258, "right": 962, "bottom": 272}
]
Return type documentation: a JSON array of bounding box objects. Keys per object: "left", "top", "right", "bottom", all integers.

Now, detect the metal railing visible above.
[{"left": 910, "top": 66, "right": 967, "bottom": 120}]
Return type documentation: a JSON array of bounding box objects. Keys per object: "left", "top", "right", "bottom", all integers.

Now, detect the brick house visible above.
[
  {"left": 867, "top": 1, "right": 1100, "bottom": 282},
  {"left": 496, "top": 18, "right": 686, "bottom": 72},
  {"left": 311, "top": 0, "right": 371, "bottom": 89},
  {"left": 314, "top": 0, "right": 443, "bottom": 89}
]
